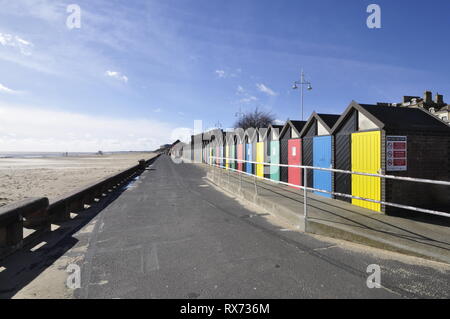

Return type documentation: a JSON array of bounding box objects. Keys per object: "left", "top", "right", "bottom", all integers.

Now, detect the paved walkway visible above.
[{"left": 1, "top": 155, "right": 449, "bottom": 298}]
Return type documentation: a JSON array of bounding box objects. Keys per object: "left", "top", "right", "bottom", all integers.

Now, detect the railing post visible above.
[
  {"left": 303, "top": 167, "right": 308, "bottom": 232},
  {"left": 239, "top": 166, "right": 243, "bottom": 191}
]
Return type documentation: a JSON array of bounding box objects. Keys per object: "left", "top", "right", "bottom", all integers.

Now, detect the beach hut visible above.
[
  {"left": 225, "top": 133, "right": 230, "bottom": 169},
  {"left": 215, "top": 141, "right": 220, "bottom": 166},
  {"left": 279, "top": 121, "right": 307, "bottom": 186},
  {"left": 205, "top": 129, "right": 223, "bottom": 167},
  {"left": 202, "top": 130, "right": 212, "bottom": 164},
  {"left": 235, "top": 129, "right": 245, "bottom": 172},
  {"left": 256, "top": 128, "right": 267, "bottom": 178},
  {"left": 331, "top": 101, "right": 450, "bottom": 214},
  {"left": 204, "top": 140, "right": 209, "bottom": 164},
  {"left": 265, "top": 124, "right": 284, "bottom": 181},
  {"left": 190, "top": 133, "right": 204, "bottom": 163},
  {"left": 225, "top": 132, "right": 237, "bottom": 170},
  {"left": 205, "top": 140, "right": 210, "bottom": 165},
  {"left": 230, "top": 134, "right": 237, "bottom": 170},
  {"left": 221, "top": 132, "right": 227, "bottom": 168},
  {"left": 299, "top": 113, "right": 340, "bottom": 198},
  {"left": 244, "top": 128, "right": 258, "bottom": 175}
]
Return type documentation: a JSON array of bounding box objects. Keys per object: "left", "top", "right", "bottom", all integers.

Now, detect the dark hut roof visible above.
[
  {"left": 270, "top": 124, "right": 284, "bottom": 129},
  {"left": 258, "top": 124, "right": 284, "bottom": 141},
  {"left": 280, "top": 120, "right": 307, "bottom": 139},
  {"left": 360, "top": 104, "right": 450, "bottom": 131},
  {"left": 332, "top": 101, "right": 450, "bottom": 133},
  {"left": 244, "top": 127, "right": 258, "bottom": 142},
  {"left": 291, "top": 121, "right": 308, "bottom": 133},
  {"left": 300, "top": 112, "right": 340, "bottom": 136},
  {"left": 317, "top": 114, "right": 340, "bottom": 131}
]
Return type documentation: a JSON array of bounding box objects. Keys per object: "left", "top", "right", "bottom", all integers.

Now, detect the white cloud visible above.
[
  {"left": 154, "top": 108, "right": 162, "bottom": 113},
  {"left": 256, "top": 83, "right": 277, "bottom": 96},
  {"left": 215, "top": 68, "right": 242, "bottom": 79},
  {"left": 236, "top": 85, "right": 258, "bottom": 104},
  {"left": 0, "top": 103, "right": 176, "bottom": 152},
  {"left": 273, "top": 119, "right": 285, "bottom": 126},
  {"left": 0, "top": 0, "right": 65, "bottom": 23},
  {"left": 215, "top": 70, "right": 226, "bottom": 78},
  {"left": 0, "top": 83, "right": 20, "bottom": 94},
  {"left": 240, "top": 96, "right": 258, "bottom": 104},
  {"left": 105, "top": 70, "right": 128, "bottom": 83},
  {"left": 0, "top": 32, "right": 33, "bottom": 56},
  {"left": 170, "top": 127, "right": 193, "bottom": 144}
]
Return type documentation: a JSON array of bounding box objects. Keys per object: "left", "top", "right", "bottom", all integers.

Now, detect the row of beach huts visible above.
[{"left": 177, "top": 101, "right": 450, "bottom": 215}]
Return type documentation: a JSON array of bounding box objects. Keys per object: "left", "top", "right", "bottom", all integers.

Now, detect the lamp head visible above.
[
  {"left": 292, "top": 83, "right": 298, "bottom": 90},
  {"left": 307, "top": 84, "right": 313, "bottom": 91}
]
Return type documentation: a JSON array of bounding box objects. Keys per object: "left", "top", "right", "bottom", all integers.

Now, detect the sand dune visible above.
[{"left": 0, "top": 152, "right": 157, "bottom": 207}]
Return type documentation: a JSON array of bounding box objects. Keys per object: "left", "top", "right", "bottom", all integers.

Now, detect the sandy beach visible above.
[{"left": 0, "top": 152, "right": 157, "bottom": 207}]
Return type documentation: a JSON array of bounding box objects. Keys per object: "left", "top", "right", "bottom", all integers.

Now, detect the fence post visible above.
[
  {"left": 303, "top": 167, "right": 308, "bottom": 232},
  {"left": 239, "top": 166, "right": 243, "bottom": 191}
]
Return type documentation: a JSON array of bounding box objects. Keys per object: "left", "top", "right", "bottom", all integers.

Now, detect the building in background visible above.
[{"left": 378, "top": 91, "right": 450, "bottom": 123}]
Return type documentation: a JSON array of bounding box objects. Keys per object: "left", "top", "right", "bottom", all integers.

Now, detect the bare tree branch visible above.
[{"left": 234, "top": 107, "right": 275, "bottom": 130}]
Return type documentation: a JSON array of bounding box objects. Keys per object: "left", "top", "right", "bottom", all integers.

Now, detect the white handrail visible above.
[
  {"left": 210, "top": 156, "right": 450, "bottom": 186},
  {"left": 207, "top": 156, "right": 450, "bottom": 218}
]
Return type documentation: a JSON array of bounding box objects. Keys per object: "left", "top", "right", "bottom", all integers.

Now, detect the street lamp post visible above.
[
  {"left": 235, "top": 106, "right": 244, "bottom": 121},
  {"left": 292, "top": 69, "right": 313, "bottom": 121}
]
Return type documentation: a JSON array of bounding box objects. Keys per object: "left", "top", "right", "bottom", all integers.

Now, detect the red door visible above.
[
  {"left": 288, "top": 139, "right": 302, "bottom": 187},
  {"left": 237, "top": 144, "right": 243, "bottom": 171}
]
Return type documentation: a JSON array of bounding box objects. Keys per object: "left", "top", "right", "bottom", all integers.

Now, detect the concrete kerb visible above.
[
  {"left": 307, "top": 220, "right": 449, "bottom": 263},
  {"left": 206, "top": 166, "right": 306, "bottom": 231},
  {"left": 204, "top": 165, "right": 450, "bottom": 264}
]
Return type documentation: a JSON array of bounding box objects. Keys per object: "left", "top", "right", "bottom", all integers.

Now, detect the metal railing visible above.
[
  {"left": 0, "top": 156, "right": 160, "bottom": 260},
  {"left": 207, "top": 156, "right": 450, "bottom": 222}
]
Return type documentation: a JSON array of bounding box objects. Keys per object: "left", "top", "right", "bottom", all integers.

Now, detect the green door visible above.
[
  {"left": 270, "top": 141, "right": 280, "bottom": 181},
  {"left": 230, "top": 145, "right": 236, "bottom": 169}
]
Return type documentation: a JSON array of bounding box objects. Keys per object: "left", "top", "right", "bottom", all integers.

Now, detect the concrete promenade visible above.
[{"left": 1, "top": 155, "right": 449, "bottom": 298}]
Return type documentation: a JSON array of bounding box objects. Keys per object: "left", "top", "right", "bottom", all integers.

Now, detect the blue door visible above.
[
  {"left": 246, "top": 144, "right": 253, "bottom": 174},
  {"left": 313, "top": 136, "right": 332, "bottom": 198}
]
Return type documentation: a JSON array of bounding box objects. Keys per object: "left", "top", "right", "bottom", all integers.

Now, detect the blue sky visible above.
[{"left": 0, "top": 0, "right": 449, "bottom": 151}]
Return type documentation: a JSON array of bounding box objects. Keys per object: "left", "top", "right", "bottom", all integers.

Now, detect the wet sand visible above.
[{"left": 0, "top": 152, "right": 157, "bottom": 207}]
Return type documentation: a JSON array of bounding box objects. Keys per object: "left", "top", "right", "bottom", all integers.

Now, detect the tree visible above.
[{"left": 234, "top": 107, "right": 275, "bottom": 130}]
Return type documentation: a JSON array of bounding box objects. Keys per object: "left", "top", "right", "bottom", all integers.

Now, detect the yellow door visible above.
[
  {"left": 256, "top": 142, "right": 264, "bottom": 178},
  {"left": 225, "top": 146, "right": 230, "bottom": 169},
  {"left": 351, "top": 131, "right": 381, "bottom": 212}
]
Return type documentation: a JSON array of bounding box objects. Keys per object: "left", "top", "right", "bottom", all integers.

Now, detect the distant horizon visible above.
[{"left": 0, "top": 150, "right": 156, "bottom": 158}]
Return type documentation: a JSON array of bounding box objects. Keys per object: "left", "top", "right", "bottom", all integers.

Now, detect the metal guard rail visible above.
[
  {"left": 207, "top": 156, "right": 450, "bottom": 219},
  {"left": 0, "top": 155, "right": 160, "bottom": 260}
]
